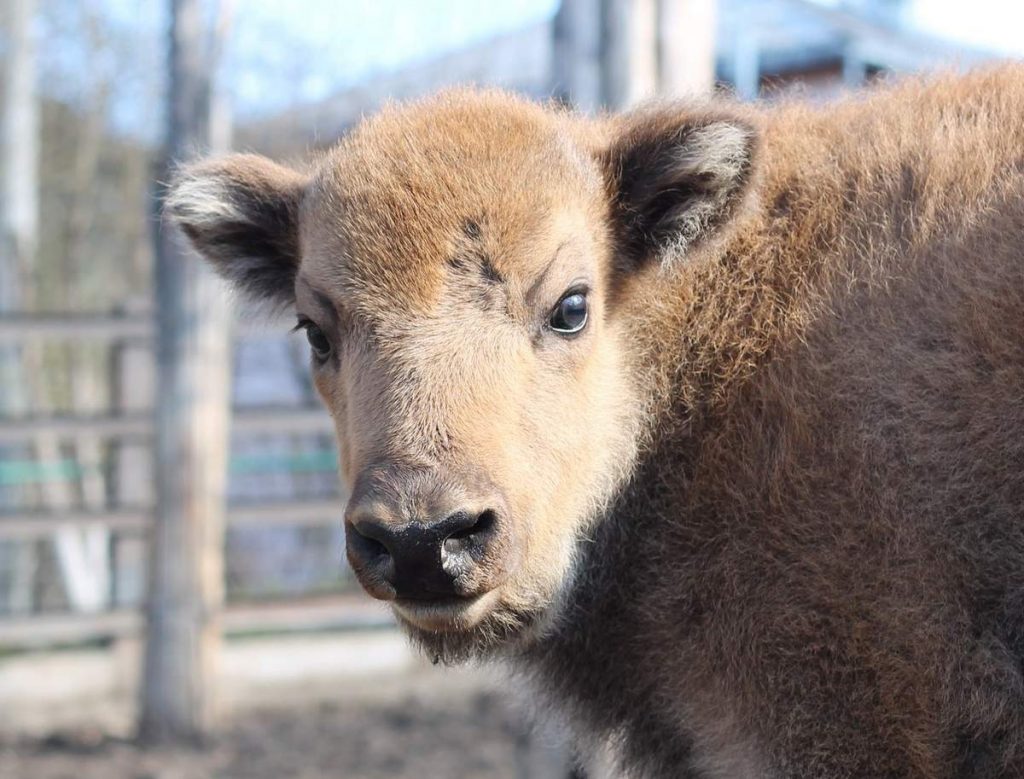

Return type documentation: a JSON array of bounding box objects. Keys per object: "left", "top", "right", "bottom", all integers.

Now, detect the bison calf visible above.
[{"left": 168, "top": 67, "right": 1024, "bottom": 777}]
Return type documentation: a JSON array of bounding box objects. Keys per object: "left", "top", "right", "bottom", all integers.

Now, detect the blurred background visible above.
[{"left": 0, "top": 1, "right": 1020, "bottom": 777}]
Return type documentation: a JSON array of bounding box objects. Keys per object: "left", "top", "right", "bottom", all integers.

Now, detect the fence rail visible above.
[
  {"left": 0, "top": 595, "right": 391, "bottom": 649},
  {"left": 0, "top": 507, "right": 151, "bottom": 538},
  {"left": 0, "top": 497, "right": 345, "bottom": 538},
  {"left": 0, "top": 313, "right": 153, "bottom": 341},
  {"left": 0, "top": 405, "right": 333, "bottom": 444},
  {"left": 0, "top": 312, "right": 293, "bottom": 342}
]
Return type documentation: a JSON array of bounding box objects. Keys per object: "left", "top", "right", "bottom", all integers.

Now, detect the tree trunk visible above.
[
  {"left": 553, "top": 0, "right": 604, "bottom": 112},
  {"left": 1, "top": 0, "right": 39, "bottom": 615},
  {"left": 1, "top": 0, "right": 38, "bottom": 316},
  {"left": 139, "top": 0, "right": 232, "bottom": 743},
  {"left": 587, "top": 0, "right": 718, "bottom": 110},
  {"left": 657, "top": 0, "right": 717, "bottom": 97},
  {"left": 602, "top": 0, "right": 660, "bottom": 110}
]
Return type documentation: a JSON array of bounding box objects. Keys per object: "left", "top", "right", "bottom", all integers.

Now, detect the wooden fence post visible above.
[
  {"left": 139, "top": 0, "right": 232, "bottom": 742},
  {"left": 113, "top": 297, "right": 155, "bottom": 609}
]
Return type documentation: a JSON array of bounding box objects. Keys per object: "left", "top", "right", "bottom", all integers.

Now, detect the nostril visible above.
[
  {"left": 348, "top": 520, "right": 392, "bottom": 562},
  {"left": 443, "top": 509, "right": 499, "bottom": 554},
  {"left": 352, "top": 532, "right": 388, "bottom": 559}
]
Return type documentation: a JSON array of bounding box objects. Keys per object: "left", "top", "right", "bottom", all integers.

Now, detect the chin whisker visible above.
[{"left": 401, "top": 603, "right": 542, "bottom": 665}]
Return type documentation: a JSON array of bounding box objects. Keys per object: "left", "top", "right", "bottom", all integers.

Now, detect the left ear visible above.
[{"left": 601, "top": 108, "right": 760, "bottom": 268}]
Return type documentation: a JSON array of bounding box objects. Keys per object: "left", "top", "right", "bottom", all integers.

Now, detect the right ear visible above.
[{"left": 166, "top": 153, "right": 308, "bottom": 308}]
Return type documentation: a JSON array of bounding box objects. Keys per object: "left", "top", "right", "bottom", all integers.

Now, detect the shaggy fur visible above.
[{"left": 169, "top": 66, "right": 1024, "bottom": 777}]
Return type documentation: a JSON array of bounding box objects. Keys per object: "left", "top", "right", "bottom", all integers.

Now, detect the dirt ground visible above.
[{"left": 0, "top": 683, "right": 544, "bottom": 779}]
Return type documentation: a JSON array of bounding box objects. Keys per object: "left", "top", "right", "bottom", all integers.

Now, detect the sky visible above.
[{"left": 227, "top": 0, "right": 559, "bottom": 115}]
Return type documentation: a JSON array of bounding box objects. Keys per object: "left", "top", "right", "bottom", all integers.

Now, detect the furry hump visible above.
[{"left": 527, "top": 65, "right": 1024, "bottom": 777}]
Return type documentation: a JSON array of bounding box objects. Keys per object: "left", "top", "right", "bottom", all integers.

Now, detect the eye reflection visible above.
[{"left": 549, "top": 292, "right": 588, "bottom": 335}]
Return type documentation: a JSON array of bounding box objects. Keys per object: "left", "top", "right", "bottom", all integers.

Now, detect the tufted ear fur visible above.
[
  {"left": 165, "top": 153, "right": 308, "bottom": 307},
  {"left": 602, "top": 108, "right": 759, "bottom": 269}
]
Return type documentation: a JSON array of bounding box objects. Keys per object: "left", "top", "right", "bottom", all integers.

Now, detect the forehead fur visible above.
[{"left": 299, "top": 89, "right": 603, "bottom": 313}]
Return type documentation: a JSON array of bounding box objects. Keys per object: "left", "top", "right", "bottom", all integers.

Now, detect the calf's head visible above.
[{"left": 169, "top": 91, "right": 757, "bottom": 660}]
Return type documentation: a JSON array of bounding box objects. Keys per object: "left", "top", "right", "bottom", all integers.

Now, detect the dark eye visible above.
[
  {"left": 549, "top": 291, "right": 588, "bottom": 335},
  {"left": 300, "top": 321, "right": 332, "bottom": 362}
]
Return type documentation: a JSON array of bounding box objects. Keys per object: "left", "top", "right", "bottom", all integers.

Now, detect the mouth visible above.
[{"left": 391, "top": 589, "right": 502, "bottom": 633}]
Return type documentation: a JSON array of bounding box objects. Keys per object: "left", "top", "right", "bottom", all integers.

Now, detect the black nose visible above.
[{"left": 347, "top": 509, "right": 500, "bottom": 600}]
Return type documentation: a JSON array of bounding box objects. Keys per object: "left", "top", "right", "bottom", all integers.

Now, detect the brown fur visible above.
[{"left": 168, "top": 66, "right": 1024, "bottom": 777}]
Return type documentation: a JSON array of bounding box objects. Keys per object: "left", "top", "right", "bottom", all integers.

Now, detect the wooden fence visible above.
[{"left": 0, "top": 312, "right": 386, "bottom": 647}]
